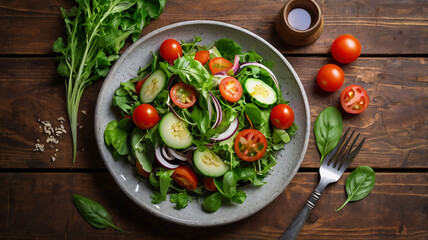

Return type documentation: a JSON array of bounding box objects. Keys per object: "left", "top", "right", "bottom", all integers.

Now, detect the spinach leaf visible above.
[
  {"left": 314, "top": 107, "right": 343, "bottom": 163},
  {"left": 222, "top": 171, "right": 238, "bottom": 198},
  {"left": 104, "top": 119, "right": 130, "bottom": 158},
  {"left": 72, "top": 195, "right": 124, "bottom": 233},
  {"left": 230, "top": 190, "right": 247, "bottom": 204},
  {"left": 336, "top": 166, "right": 376, "bottom": 211},
  {"left": 244, "top": 103, "right": 263, "bottom": 124},
  {"left": 170, "top": 192, "right": 192, "bottom": 210},
  {"left": 214, "top": 38, "right": 242, "bottom": 61},
  {"left": 191, "top": 107, "right": 210, "bottom": 134},
  {"left": 203, "top": 192, "right": 222, "bottom": 213}
]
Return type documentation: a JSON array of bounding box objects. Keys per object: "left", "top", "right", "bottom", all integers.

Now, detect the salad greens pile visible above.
[
  {"left": 104, "top": 37, "right": 298, "bottom": 212},
  {"left": 53, "top": 0, "right": 165, "bottom": 162}
]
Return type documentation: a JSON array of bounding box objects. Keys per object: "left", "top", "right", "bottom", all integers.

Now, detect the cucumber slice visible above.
[
  {"left": 139, "top": 69, "right": 167, "bottom": 103},
  {"left": 244, "top": 78, "right": 277, "bottom": 108},
  {"left": 193, "top": 149, "right": 229, "bottom": 177},
  {"left": 159, "top": 112, "right": 193, "bottom": 149}
]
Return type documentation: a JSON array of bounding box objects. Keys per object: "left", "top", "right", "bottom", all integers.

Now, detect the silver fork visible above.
[{"left": 280, "top": 128, "right": 365, "bottom": 240}]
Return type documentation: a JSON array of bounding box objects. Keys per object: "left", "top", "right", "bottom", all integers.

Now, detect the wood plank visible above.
[
  {"left": 0, "top": 172, "right": 426, "bottom": 239},
  {"left": 0, "top": 0, "right": 427, "bottom": 55},
  {"left": 0, "top": 57, "right": 426, "bottom": 169},
  {"left": 0, "top": 57, "right": 104, "bottom": 168}
]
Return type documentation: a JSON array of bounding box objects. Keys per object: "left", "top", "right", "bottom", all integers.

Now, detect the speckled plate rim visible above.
[{"left": 95, "top": 20, "right": 310, "bottom": 227}]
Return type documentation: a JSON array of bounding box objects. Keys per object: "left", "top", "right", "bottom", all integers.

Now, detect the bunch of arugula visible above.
[
  {"left": 104, "top": 37, "right": 298, "bottom": 211},
  {"left": 53, "top": 0, "right": 165, "bottom": 162}
]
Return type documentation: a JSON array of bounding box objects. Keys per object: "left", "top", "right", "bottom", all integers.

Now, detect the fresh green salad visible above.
[{"left": 104, "top": 37, "right": 297, "bottom": 212}]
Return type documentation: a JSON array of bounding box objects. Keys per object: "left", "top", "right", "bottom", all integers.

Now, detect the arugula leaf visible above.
[
  {"left": 130, "top": 128, "right": 154, "bottom": 173},
  {"left": 112, "top": 80, "right": 140, "bottom": 115},
  {"left": 170, "top": 192, "right": 192, "bottom": 210},
  {"left": 53, "top": 0, "right": 165, "bottom": 162},
  {"left": 168, "top": 56, "right": 212, "bottom": 90},
  {"left": 72, "top": 194, "right": 124, "bottom": 233},
  {"left": 157, "top": 169, "right": 174, "bottom": 202}
]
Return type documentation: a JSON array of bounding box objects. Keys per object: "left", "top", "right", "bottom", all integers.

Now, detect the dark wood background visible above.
[{"left": 0, "top": 0, "right": 427, "bottom": 239}]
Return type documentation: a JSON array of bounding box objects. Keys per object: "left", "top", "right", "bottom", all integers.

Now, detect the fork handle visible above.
[{"left": 280, "top": 190, "right": 322, "bottom": 240}]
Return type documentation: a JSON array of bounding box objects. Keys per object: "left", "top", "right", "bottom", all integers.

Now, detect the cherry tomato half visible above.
[
  {"left": 170, "top": 83, "right": 197, "bottom": 108},
  {"left": 234, "top": 129, "right": 268, "bottom": 162},
  {"left": 317, "top": 64, "right": 345, "bottom": 92},
  {"left": 195, "top": 50, "right": 210, "bottom": 65},
  {"left": 132, "top": 104, "right": 159, "bottom": 129},
  {"left": 203, "top": 177, "right": 217, "bottom": 192},
  {"left": 159, "top": 39, "right": 182, "bottom": 64},
  {"left": 331, "top": 34, "right": 361, "bottom": 64},
  {"left": 209, "top": 57, "right": 233, "bottom": 74},
  {"left": 270, "top": 104, "right": 295, "bottom": 129},
  {"left": 172, "top": 166, "right": 198, "bottom": 191},
  {"left": 340, "top": 84, "right": 369, "bottom": 114},
  {"left": 219, "top": 77, "right": 243, "bottom": 102},
  {"left": 136, "top": 160, "right": 150, "bottom": 178}
]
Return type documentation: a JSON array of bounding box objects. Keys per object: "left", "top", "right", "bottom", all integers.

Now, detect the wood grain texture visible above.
[
  {"left": 0, "top": 57, "right": 426, "bottom": 169},
  {"left": 0, "top": 0, "right": 427, "bottom": 55},
  {"left": 0, "top": 172, "right": 426, "bottom": 239}
]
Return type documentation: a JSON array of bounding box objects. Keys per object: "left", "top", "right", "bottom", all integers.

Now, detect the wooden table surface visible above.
[{"left": 1, "top": 0, "right": 427, "bottom": 239}]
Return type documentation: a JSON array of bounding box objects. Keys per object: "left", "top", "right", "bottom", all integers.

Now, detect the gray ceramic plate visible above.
[{"left": 95, "top": 20, "right": 310, "bottom": 227}]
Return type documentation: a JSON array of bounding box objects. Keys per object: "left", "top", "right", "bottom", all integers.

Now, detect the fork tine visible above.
[
  {"left": 336, "top": 133, "right": 360, "bottom": 169},
  {"left": 329, "top": 129, "right": 355, "bottom": 167},
  {"left": 339, "top": 137, "right": 366, "bottom": 172},
  {"left": 323, "top": 128, "right": 351, "bottom": 167}
]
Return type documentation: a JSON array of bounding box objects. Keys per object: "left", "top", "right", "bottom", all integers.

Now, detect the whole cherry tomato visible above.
[
  {"left": 132, "top": 104, "right": 159, "bottom": 129},
  {"left": 317, "top": 64, "right": 345, "bottom": 92},
  {"left": 159, "top": 39, "right": 182, "bottom": 64},
  {"left": 331, "top": 34, "right": 361, "bottom": 64},
  {"left": 270, "top": 104, "right": 295, "bottom": 129}
]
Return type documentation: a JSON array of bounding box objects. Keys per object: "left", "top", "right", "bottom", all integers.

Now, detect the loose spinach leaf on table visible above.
[
  {"left": 72, "top": 194, "right": 124, "bottom": 233},
  {"left": 336, "top": 166, "right": 376, "bottom": 211},
  {"left": 314, "top": 107, "right": 343, "bottom": 163}
]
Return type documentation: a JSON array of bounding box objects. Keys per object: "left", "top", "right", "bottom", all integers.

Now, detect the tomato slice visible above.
[
  {"left": 172, "top": 166, "right": 198, "bottom": 191},
  {"left": 219, "top": 77, "right": 243, "bottom": 102},
  {"left": 170, "top": 83, "right": 197, "bottom": 108},
  {"left": 209, "top": 57, "right": 233, "bottom": 74},
  {"left": 203, "top": 177, "right": 217, "bottom": 192},
  {"left": 340, "top": 84, "right": 369, "bottom": 114},
  {"left": 234, "top": 129, "right": 268, "bottom": 161},
  {"left": 195, "top": 50, "right": 210, "bottom": 65}
]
